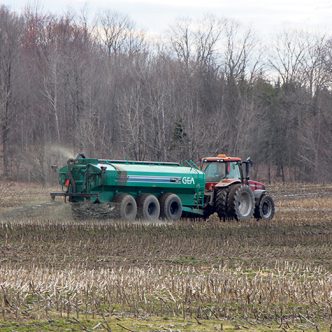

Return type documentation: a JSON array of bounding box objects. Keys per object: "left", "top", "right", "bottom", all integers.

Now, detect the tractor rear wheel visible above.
[
  {"left": 215, "top": 188, "right": 229, "bottom": 220},
  {"left": 227, "top": 184, "right": 254, "bottom": 221},
  {"left": 254, "top": 194, "right": 275, "bottom": 221},
  {"left": 159, "top": 193, "right": 182, "bottom": 221},
  {"left": 113, "top": 193, "right": 137, "bottom": 221},
  {"left": 137, "top": 194, "right": 160, "bottom": 220}
]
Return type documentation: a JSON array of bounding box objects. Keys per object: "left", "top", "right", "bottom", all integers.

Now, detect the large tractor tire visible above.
[
  {"left": 227, "top": 184, "right": 254, "bottom": 221},
  {"left": 159, "top": 193, "right": 182, "bottom": 221},
  {"left": 254, "top": 194, "right": 275, "bottom": 221},
  {"left": 215, "top": 188, "right": 229, "bottom": 220},
  {"left": 136, "top": 194, "right": 160, "bottom": 220},
  {"left": 113, "top": 193, "right": 137, "bottom": 221}
]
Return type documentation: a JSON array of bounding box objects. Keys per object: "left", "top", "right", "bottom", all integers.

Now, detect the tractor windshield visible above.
[
  {"left": 202, "top": 161, "right": 241, "bottom": 182},
  {"left": 202, "top": 162, "right": 226, "bottom": 182}
]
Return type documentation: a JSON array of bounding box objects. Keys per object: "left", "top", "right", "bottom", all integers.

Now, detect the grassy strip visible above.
[{"left": 0, "top": 316, "right": 329, "bottom": 332}]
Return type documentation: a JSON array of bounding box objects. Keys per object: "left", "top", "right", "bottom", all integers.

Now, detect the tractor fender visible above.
[
  {"left": 214, "top": 179, "right": 241, "bottom": 188},
  {"left": 253, "top": 189, "right": 266, "bottom": 204},
  {"left": 205, "top": 180, "right": 241, "bottom": 209}
]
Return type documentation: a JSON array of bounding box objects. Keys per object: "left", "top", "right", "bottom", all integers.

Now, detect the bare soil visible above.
[{"left": 0, "top": 182, "right": 331, "bottom": 331}]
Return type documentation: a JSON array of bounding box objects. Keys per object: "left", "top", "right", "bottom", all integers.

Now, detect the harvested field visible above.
[{"left": 0, "top": 182, "right": 331, "bottom": 331}]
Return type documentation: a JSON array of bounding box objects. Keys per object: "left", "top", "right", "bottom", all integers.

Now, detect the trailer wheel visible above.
[
  {"left": 227, "top": 184, "right": 254, "bottom": 221},
  {"left": 254, "top": 194, "right": 275, "bottom": 221},
  {"left": 113, "top": 194, "right": 137, "bottom": 221},
  {"left": 159, "top": 193, "right": 182, "bottom": 221},
  {"left": 137, "top": 194, "right": 160, "bottom": 220}
]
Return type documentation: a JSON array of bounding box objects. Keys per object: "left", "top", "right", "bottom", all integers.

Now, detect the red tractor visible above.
[{"left": 201, "top": 154, "right": 275, "bottom": 221}]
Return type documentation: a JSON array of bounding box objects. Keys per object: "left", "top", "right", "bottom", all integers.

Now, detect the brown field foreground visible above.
[{"left": 0, "top": 182, "right": 331, "bottom": 331}]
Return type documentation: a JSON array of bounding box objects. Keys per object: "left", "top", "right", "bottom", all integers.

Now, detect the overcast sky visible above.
[{"left": 2, "top": 0, "right": 332, "bottom": 38}]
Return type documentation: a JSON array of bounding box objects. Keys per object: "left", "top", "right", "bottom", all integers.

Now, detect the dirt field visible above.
[{"left": 0, "top": 182, "right": 331, "bottom": 331}]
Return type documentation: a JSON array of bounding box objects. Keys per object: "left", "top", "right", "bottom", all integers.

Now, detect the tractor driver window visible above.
[
  {"left": 204, "top": 162, "right": 226, "bottom": 182},
  {"left": 227, "top": 162, "right": 241, "bottom": 179}
]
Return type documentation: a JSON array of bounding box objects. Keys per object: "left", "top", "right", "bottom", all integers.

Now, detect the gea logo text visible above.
[{"left": 182, "top": 177, "right": 195, "bottom": 185}]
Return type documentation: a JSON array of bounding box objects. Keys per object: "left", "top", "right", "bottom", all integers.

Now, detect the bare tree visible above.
[
  {"left": 219, "top": 20, "right": 260, "bottom": 156},
  {"left": 0, "top": 6, "right": 21, "bottom": 176},
  {"left": 98, "top": 11, "right": 145, "bottom": 56},
  {"left": 268, "top": 31, "right": 307, "bottom": 85},
  {"left": 0, "top": 4, "right": 330, "bottom": 183}
]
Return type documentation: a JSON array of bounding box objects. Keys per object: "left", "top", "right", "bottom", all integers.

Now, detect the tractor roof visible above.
[{"left": 202, "top": 153, "right": 241, "bottom": 162}]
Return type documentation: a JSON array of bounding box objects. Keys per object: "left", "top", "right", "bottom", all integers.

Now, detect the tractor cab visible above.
[{"left": 201, "top": 154, "right": 243, "bottom": 191}]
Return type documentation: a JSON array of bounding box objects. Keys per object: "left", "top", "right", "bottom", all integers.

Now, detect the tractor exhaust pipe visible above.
[{"left": 243, "top": 157, "right": 252, "bottom": 183}]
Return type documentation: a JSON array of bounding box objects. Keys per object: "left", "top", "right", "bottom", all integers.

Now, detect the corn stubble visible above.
[{"left": 0, "top": 183, "right": 331, "bottom": 329}]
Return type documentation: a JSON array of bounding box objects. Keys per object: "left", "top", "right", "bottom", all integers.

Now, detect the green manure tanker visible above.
[
  {"left": 51, "top": 154, "right": 205, "bottom": 220},
  {"left": 51, "top": 153, "right": 275, "bottom": 221}
]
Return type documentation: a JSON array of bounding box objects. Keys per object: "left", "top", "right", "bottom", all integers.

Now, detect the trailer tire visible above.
[
  {"left": 227, "top": 184, "right": 254, "bottom": 221},
  {"left": 137, "top": 194, "right": 160, "bottom": 220},
  {"left": 254, "top": 194, "right": 275, "bottom": 221},
  {"left": 159, "top": 193, "right": 182, "bottom": 221},
  {"left": 113, "top": 194, "right": 137, "bottom": 221}
]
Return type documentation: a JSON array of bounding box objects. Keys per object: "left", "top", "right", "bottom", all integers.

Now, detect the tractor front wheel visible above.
[{"left": 254, "top": 194, "right": 275, "bottom": 221}]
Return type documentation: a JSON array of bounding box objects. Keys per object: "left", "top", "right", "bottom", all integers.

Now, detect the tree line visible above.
[{"left": 0, "top": 5, "right": 331, "bottom": 184}]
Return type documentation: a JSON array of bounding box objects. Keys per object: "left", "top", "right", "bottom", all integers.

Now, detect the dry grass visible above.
[
  {"left": 271, "top": 183, "right": 332, "bottom": 211},
  {"left": 0, "top": 181, "right": 57, "bottom": 211},
  {"left": 0, "top": 181, "right": 331, "bottom": 330}
]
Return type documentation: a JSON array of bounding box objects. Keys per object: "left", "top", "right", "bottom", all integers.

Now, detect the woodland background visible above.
[{"left": 0, "top": 5, "right": 331, "bottom": 184}]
